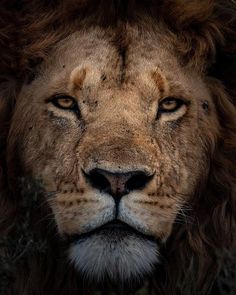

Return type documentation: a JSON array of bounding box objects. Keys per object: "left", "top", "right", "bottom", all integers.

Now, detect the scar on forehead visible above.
[
  {"left": 70, "top": 66, "right": 102, "bottom": 91},
  {"left": 69, "top": 67, "right": 87, "bottom": 92},
  {"left": 151, "top": 70, "right": 166, "bottom": 95}
]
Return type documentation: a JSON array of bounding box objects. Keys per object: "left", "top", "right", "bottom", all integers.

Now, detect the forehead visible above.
[{"left": 29, "top": 26, "right": 209, "bottom": 101}]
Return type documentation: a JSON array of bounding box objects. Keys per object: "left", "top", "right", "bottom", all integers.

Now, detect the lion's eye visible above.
[
  {"left": 158, "top": 97, "right": 185, "bottom": 113},
  {"left": 51, "top": 96, "right": 77, "bottom": 110}
]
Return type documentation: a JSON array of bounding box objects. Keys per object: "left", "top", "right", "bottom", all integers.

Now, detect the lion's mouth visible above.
[
  {"left": 64, "top": 220, "right": 156, "bottom": 244},
  {"left": 68, "top": 219, "right": 160, "bottom": 284}
]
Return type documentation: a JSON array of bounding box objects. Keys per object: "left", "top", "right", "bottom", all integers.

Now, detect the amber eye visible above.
[
  {"left": 158, "top": 97, "right": 185, "bottom": 113},
  {"left": 50, "top": 95, "right": 77, "bottom": 110}
]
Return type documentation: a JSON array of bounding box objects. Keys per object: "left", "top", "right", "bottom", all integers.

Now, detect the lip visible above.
[
  {"left": 100, "top": 220, "right": 132, "bottom": 230},
  {"left": 64, "top": 220, "right": 156, "bottom": 244}
]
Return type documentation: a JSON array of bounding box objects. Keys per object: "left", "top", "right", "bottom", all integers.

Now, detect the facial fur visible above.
[{"left": 5, "top": 21, "right": 230, "bottom": 287}]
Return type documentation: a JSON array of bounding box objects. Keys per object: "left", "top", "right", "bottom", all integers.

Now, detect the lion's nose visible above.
[{"left": 84, "top": 168, "right": 153, "bottom": 201}]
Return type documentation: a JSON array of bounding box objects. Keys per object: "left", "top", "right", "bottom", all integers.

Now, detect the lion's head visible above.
[{"left": 0, "top": 1, "right": 235, "bottom": 294}]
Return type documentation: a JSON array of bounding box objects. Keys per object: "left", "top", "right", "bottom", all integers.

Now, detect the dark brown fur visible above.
[{"left": 0, "top": 1, "right": 236, "bottom": 294}]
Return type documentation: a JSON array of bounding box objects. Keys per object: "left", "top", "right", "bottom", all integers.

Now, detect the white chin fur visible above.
[{"left": 69, "top": 231, "right": 159, "bottom": 283}]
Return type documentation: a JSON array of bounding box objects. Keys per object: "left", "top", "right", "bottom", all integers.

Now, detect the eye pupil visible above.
[
  {"left": 60, "top": 98, "right": 73, "bottom": 106},
  {"left": 158, "top": 97, "right": 184, "bottom": 114},
  {"left": 50, "top": 95, "right": 77, "bottom": 110},
  {"left": 163, "top": 100, "right": 176, "bottom": 107}
]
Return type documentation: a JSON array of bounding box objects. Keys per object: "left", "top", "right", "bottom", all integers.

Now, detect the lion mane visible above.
[{"left": 0, "top": 1, "right": 235, "bottom": 294}]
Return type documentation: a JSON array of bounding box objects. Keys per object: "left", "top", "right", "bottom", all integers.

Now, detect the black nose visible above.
[{"left": 84, "top": 168, "right": 153, "bottom": 199}]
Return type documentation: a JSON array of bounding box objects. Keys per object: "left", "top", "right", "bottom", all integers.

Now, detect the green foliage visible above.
[{"left": 0, "top": 179, "right": 48, "bottom": 294}]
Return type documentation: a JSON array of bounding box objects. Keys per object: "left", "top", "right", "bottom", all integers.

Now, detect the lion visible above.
[{"left": 0, "top": 0, "right": 235, "bottom": 294}]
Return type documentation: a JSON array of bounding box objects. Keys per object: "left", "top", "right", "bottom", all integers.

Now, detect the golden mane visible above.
[{"left": 0, "top": 1, "right": 235, "bottom": 294}]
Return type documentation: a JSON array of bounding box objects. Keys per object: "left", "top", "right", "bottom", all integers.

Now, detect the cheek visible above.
[
  {"left": 119, "top": 192, "right": 180, "bottom": 239},
  {"left": 15, "top": 116, "right": 83, "bottom": 179},
  {"left": 50, "top": 190, "right": 115, "bottom": 235},
  {"left": 156, "top": 127, "right": 209, "bottom": 193}
]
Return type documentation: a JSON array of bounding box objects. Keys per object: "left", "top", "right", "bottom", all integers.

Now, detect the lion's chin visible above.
[{"left": 68, "top": 221, "right": 159, "bottom": 285}]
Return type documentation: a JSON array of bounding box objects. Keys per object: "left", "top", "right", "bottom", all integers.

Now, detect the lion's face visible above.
[{"left": 8, "top": 27, "right": 219, "bottom": 283}]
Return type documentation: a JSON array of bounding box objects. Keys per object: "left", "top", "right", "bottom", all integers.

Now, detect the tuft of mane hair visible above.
[{"left": 0, "top": 1, "right": 236, "bottom": 294}]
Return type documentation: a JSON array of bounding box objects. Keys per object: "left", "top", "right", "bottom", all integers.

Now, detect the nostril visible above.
[
  {"left": 126, "top": 172, "right": 154, "bottom": 192},
  {"left": 83, "top": 168, "right": 154, "bottom": 198},
  {"left": 83, "top": 169, "right": 111, "bottom": 193}
]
